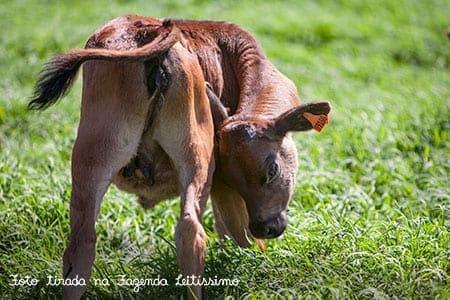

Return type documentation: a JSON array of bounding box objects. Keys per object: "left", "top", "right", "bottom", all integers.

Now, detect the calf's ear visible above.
[
  {"left": 205, "top": 82, "right": 229, "bottom": 130},
  {"left": 274, "top": 101, "right": 331, "bottom": 136}
]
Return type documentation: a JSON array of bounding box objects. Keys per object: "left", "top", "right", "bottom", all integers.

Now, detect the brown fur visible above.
[{"left": 30, "top": 15, "right": 331, "bottom": 299}]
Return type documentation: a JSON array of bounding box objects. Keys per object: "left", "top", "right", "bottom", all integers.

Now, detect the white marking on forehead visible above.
[
  {"left": 223, "top": 122, "right": 259, "bottom": 139},
  {"left": 245, "top": 126, "right": 257, "bottom": 139}
]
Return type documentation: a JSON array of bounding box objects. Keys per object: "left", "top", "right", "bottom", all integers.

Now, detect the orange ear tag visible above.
[{"left": 303, "top": 112, "right": 329, "bottom": 132}]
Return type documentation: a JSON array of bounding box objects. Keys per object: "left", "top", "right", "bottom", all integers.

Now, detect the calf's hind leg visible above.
[
  {"left": 154, "top": 44, "right": 215, "bottom": 299},
  {"left": 62, "top": 61, "right": 150, "bottom": 299}
]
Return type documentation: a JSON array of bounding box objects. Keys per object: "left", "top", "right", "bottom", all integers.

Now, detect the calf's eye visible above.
[{"left": 266, "top": 161, "right": 280, "bottom": 184}]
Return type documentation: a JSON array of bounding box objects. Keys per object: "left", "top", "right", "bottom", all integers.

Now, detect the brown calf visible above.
[{"left": 30, "top": 15, "right": 330, "bottom": 299}]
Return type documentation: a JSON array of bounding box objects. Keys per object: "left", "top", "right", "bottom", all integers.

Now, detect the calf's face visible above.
[
  {"left": 217, "top": 121, "right": 299, "bottom": 238},
  {"left": 207, "top": 85, "right": 331, "bottom": 239}
]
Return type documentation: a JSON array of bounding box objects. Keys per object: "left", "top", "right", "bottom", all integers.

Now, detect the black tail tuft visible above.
[{"left": 28, "top": 53, "right": 82, "bottom": 110}]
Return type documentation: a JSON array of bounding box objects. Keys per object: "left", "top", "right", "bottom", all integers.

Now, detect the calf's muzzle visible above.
[{"left": 249, "top": 214, "right": 287, "bottom": 239}]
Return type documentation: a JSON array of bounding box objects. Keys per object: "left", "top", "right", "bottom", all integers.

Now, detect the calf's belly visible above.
[{"left": 111, "top": 141, "right": 179, "bottom": 208}]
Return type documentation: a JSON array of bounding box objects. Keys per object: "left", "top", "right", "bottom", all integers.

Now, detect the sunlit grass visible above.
[{"left": 1, "top": 0, "right": 449, "bottom": 299}]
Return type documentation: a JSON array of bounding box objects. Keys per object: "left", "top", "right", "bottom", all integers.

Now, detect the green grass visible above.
[{"left": 1, "top": 0, "right": 449, "bottom": 299}]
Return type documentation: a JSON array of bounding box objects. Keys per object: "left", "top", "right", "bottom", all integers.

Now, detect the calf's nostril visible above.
[{"left": 266, "top": 226, "right": 275, "bottom": 237}]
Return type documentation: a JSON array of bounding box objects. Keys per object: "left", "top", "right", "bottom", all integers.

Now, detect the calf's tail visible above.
[{"left": 29, "top": 20, "right": 179, "bottom": 110}]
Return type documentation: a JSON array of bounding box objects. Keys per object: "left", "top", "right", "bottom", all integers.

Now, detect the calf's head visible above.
[{"left": 206, "top": 85, "right": 331, "bottom": 239}]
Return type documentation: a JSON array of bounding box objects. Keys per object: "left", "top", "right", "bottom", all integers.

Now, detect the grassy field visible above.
[{"left": 0, "top": 0, "right": 449, "bottom": 299}]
